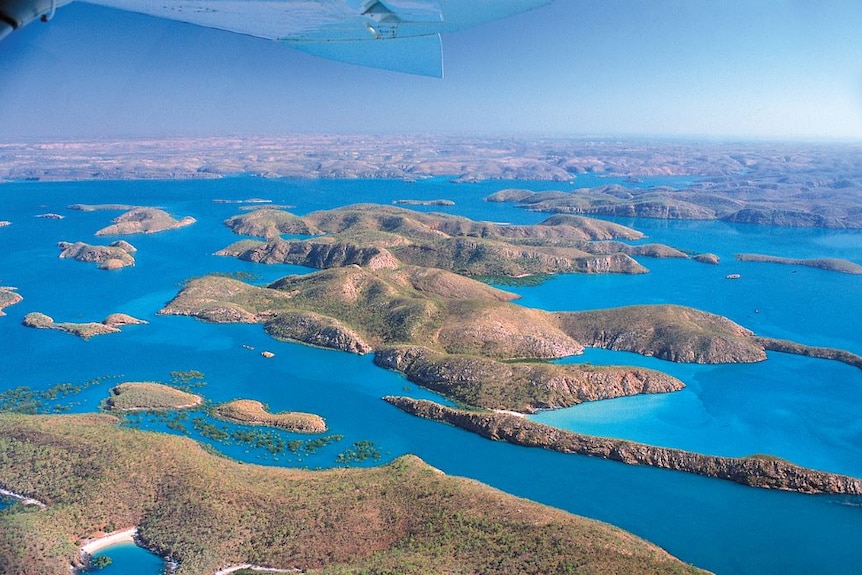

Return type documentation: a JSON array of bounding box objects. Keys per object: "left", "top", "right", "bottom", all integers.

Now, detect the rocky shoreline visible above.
[{"left": 384, "top": 397, "right": 862, "bottom": 495}]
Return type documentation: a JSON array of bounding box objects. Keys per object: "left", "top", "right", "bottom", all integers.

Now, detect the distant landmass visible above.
[{"left": 2, "top": 136, "right": 861, "bottom": 228}]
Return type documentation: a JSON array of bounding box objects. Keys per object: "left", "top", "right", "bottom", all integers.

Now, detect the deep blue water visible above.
[{"left": 1, "top": 176, "right": 861, "bottom": 575}]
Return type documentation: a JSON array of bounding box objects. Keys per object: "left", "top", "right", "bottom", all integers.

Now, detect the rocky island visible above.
[
  {"left": 0, "top": 287, "right": 22, "bottom": 316},
  {"left": 0, "top": 413, "right": 704, "bottom": 575},
  {"left": 102, "top": 382, "right": 202, "bottom": 411},
  {"left": 213, "top": 399, "right": 327, "bottom": 433},
  {"left": 22, "top": 312, "right": 147, "bottom": 339},
  {"left": 384, "top": 397, "right": 862, "bottom": 495},
  {"left": 214, "top": 204, "right": 694, "bottom": 278},
  {"left": 58, "top": 240, "right": 137, "bottom": 270},
  {"left": 96, "top": 207, "right": 196, "bottom": 236},
  {"left": 736, "top": 253, "right": 862, "bottom": 274}
]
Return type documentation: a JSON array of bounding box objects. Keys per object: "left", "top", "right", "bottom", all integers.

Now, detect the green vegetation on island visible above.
[
  {"left": 215, "top": 204, "right": 680, "bottom": 277},
  {"left": 736, "top": 253, "right": 862, "bottom": 274},
  {"left": 95, "top": 207, "right": 196, "bottom": 236},
  {"left": 374, "top": 346, "right": 685, "bottom": 413},
  {"left": 162, "top": 253, "right": 860, "bottom": 414},
  {"left": 58, "top": 240, "right": 137, "bottom": 270},
  {"left": 0, "top": 413, "right": 704, "bottom": 575},
  {"left": 22, "top": 312, "right": 147, "bottom": 340},
  {"left": 384, "top": 397, "right": 862, "bottom": 496},
  {"left": 102, "top": 382, "right": 202, "bottom": 412},
  {"left": 213, "top": 399, "right": 327, "bottom": 433}
]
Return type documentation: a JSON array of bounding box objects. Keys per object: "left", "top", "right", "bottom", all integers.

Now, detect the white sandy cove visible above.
[
  {"left": 78, "top": 527, "right": 298, "bottom": 575},
  {"left": 213, "top": 563, "right": 302, "bottom": 575},
  {"left": 79, "top": 527, "right": 137, "bottom": 555},
  {"left": 214, "top": 565, "right": 299, "bottom": 575}
]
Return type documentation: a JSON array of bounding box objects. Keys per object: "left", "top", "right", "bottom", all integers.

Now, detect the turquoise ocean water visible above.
[{"left": 1, "top": 176, "right": 860, "bottom": 575}]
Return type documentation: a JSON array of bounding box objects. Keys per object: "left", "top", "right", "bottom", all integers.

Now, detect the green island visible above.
[
  {"left": 58, "top": 240, "right": 137, "bottom": 270},
  {"left": 95, "top": 207, "right": 196, "bottom": 236},
  {"left": 735, "top": 253, "right": 862, "bottom": 274},
  {"left": 0, "top": 413, "right": 703, "bottom": 575},
  {"left": 214, "top": 204, "right": 695, "bottom": 277},
  {"left": 22, "top": 312, "right": 147, "bottom": 339},
  {"left": 0, "top": 286, "right": 22, "bottom": 316},
  {"left": 102, "top": 382, "right": 203, "bottom": 411},
  {"left": 213, "top": 399, "right": 327, "bottom": 433},
  {"left": 384, "top": 397, "right": 862, "bottom": 495}
]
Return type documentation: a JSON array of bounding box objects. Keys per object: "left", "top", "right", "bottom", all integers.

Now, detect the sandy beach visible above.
[
  {"left": 80, "top": 527, "right": 137, "bottom": 555},
  {"left": 214, "top": 565, "right": 298, "bottom": 575}
]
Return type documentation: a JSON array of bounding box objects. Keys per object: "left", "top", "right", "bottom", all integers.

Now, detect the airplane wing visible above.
[{"left": 1, "top": 0, "right": 553, "bottom": 76}]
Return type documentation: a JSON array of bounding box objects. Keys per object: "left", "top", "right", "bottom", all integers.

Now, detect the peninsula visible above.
[{"left": 0, "top": 413, "right": 704, "bottom": 575}]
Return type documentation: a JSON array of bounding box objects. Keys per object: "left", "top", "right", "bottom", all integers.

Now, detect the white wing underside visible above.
[{"left": 80, "top": 0, "right": 552, "bottom": 76}]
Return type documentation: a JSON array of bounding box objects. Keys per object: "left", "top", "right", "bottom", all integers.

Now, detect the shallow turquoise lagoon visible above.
[{"left": 1, "top": 176, "right": 861, "bottom": 575}]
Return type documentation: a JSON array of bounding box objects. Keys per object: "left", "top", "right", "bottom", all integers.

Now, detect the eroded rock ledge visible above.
[{"left": 384, "top": 397, "right": 862, "bottom": 495}]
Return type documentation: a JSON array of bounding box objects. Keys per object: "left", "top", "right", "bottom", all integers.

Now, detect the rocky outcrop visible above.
[
  {"left": 558, "top": 305, "right": 767, "bottom": 363},
  {"left": 265, "top": 310, "right": 372, "bottom": 354},
  {"left": 58, "top": 240, "right": 137, "bottom": 270},
  {"left": 22, "top": 312, "right": 147, "bottom": 339},
  {"left": 0, "top": 287, "right": 22, "bottom": 316},
  {"left": 756, "top": 337, "right": 862, "bottom": 370},
  {"left": 693, "top": 253, "right": 720, "bottom": 265},
  {"left": 96, "top": 208, "right": 196, "bottom": 236},
  {"left": 736, "top": 253, "right": 862, "bottom": 274},
  {"left": 385, "top": 397, "right": 862, "bottom": 495},
  {"left": 375, "top": 347, "right": 684, "bottom": 412}
]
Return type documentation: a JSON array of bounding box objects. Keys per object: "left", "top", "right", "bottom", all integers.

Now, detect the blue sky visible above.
[{"left": 1, "top": 0, "right": 861, "bottom": 141}]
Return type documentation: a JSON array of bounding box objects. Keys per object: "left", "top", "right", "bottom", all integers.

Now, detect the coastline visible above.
[
  {"left": 79, "top": 527, "right": 137, "bottom": 555},
  {"left": 214, "top": 565, "right": 299, "bottom": 575},
  {"left": 0, "top": 487, "right": 46, "bottom": 509}
]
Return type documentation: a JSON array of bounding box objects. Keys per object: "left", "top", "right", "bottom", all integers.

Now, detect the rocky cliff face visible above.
[
  {"left": 58, "top": 240, "right": 137, "bottom": 270},
  {"left": 385, "top": 397, "right": 862, "bottom": 495},
  {"left": 265, "top": 310, "right": 372, "bottom": 354}
]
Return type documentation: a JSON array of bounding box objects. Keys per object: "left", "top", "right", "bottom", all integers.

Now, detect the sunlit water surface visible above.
[{"left": 1, "top": 176, "right": 861, "bottom": 575}]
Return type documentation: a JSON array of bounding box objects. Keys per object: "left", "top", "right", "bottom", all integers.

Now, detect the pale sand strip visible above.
[
  {"left": 214, "top": 565, "right": 299, "bottom": 575},
  {"left": 0, "top": 487, "right": 46, "bottom": 509},
  {"left": 80, "top": 527, "right": 137, "bottom": 555}
]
